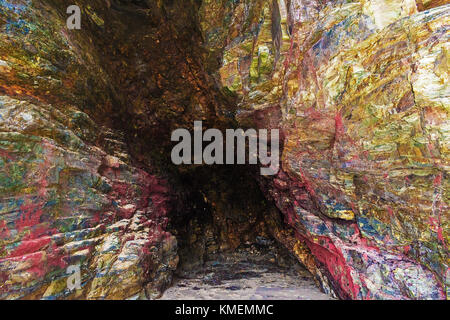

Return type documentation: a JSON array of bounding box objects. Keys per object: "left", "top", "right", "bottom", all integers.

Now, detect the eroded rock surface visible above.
[
  {"left": 200, "top": 0, "right": 449, "bottom": 299},
  {"left": 0, "top": 1, "right": 177, "bottom": 299},
  {"left": 0, "top": 95, "right": 177, "bottom": 299},
  {"left": 0, "top": 0, "right": 448, "bottom": 300}
]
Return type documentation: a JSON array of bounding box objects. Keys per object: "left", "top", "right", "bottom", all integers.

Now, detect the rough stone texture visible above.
[
  {"left": 0, "top": 96, "right": 177, "bottom": 299},
  {"left": 0, "top": 1, "right": 177, "bottom": 299},
  {"left": 0, "top": 0, "right": 448, "bottom": 301},
  {"left": 201, "top": 0, "right": 449, "bottom": 299}
]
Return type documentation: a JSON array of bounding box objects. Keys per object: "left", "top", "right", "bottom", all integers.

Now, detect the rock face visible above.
[
  {"left": 0, "top": 95, "right": 177, "bottom": 299},
  {"left": 0, "top": 1, "right": 177, "bottom": 299},
  {"left": 0, "top": 0, "right": 448, "bottom": 300},
  {"left": 200, "top": 0, "right": 448, "bottom": 299}
]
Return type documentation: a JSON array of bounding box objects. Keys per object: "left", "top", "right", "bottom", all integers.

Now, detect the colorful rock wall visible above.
[
  {"left": 0, "top": 0, "right": 177, "bottom": 299},
  {"left": 201, "top": 0, "right": 449, "bottom": 299},
  {"left": 0, "top": 0, "right": 448, "bottom": 300}
]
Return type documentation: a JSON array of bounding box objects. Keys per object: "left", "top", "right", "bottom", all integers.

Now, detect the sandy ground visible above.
[{"left": 160, "top": 250, "right": 333, "bottom": 300}]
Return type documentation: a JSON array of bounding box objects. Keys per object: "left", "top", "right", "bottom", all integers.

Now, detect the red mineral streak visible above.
[
  {"left": 298, "top": 168, "right": 316, "bottom": 197},
  {"left": 387, "top": 206, "right": 394, "bottom": 217},
  {"left": 16, "top": 202, "right": 44, "bottom": 234},
  {"left": 112, "top": 181, "right": 133, "bottom": 198},
  {"left": 0, "top": 149, "right": 13, "bottom": 160},
  {"left": 298, "top": 232, "right": 361, "bottom": 299},
  {"left": 46, "top": 248, "right": 68, "bottom": 270},
  {"left": 335, "top": 110, "right": 344, "bottom": 138},
  {"left": 8, "top": 236, "right": 51, "bottom": 258},
  {"left": 437, "top": 227, "right": 444, "bottom": 243},
  {"left": 433, "top": 173, "right": 442, "bottom": 186}
]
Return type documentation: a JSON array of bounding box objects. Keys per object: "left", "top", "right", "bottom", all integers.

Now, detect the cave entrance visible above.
[
  {"left": 163, "top": 165, "right": 331, "bottom": 300},
  {"left": 43, "top": 0, "right": 332, "bottom": 300}
]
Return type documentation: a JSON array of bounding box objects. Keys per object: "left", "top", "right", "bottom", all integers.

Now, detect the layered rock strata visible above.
[{"left": 201, "top": 0, "right": 449, "bottom": 299}]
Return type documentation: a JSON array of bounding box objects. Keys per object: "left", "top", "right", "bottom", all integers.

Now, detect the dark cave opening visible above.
[
  {"left": 61, "top": 0, "right": 327, "bottom": 298},
  {"left": 52, "top": 0, "right": 317, "bottom": 287},
  {"left": 0, "top": 0, "right": 331, "bottom": 300},
  {"left": 164, "top": 164, "right": 329, "bottom": 299}
]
